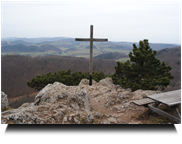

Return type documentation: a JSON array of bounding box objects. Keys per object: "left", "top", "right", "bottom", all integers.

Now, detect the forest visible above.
[{"left": 1, "top": 55, "right": 116, "bottom": 98}]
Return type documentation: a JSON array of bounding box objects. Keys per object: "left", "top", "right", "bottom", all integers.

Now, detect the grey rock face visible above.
[
  {"left": 1, "top": 81, "right": 105, "bottom": 124},
  {"left": 1, "top": 91, "right": 9, "bottom": 111},
  {"left": 1, "top": 77, "right": 162, "bottom": 124}
]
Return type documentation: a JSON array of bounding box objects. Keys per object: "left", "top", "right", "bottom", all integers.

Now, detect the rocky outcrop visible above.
[
  {"left": 1, "top": 78, "right": 126, "bottom": 124},
  {"left": 1, "top": 91, "right": 9, "bottom": 111},
  {"left": 1, "top": 78, "right": 161, "bottom": 124}
]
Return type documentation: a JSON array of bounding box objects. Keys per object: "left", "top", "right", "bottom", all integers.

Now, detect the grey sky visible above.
[{"left": 1, "top": 0, "right": 181, "bottom": 44}]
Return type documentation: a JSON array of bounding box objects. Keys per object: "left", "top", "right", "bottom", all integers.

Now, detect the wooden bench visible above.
[{"left": 132, "top": 89, "right": 181, "bottom": 124}]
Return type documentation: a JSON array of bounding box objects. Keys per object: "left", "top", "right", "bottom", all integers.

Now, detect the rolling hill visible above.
[
  {"left": 1, "top": 44, "right": 62, "bottom": 53},
  {"left": 1, "top": 37, "right": 70, "bottom": 43},
  {"left": 85, "top": 45, "right": 98, "bottom": 49},
  {"left": 93, "top": 52, "right": 128, "bottom": 60},
  {"left": 1, "top": 37, "right": 180, "bottom": 58},
  {"left": 156, "top": 46, "right": 181, "bottom": 91}
]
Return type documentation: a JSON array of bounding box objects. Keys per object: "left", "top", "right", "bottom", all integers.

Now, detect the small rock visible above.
[
  {"left": 129, "top": 120, "right": 142, "bottom": 124},
  {"left": 108, "top": 117, "right": 117, "bottom": 123},
  {"left": 87, "top": 114, "right": 94, "bottom": 123},
  {"left": 126, "top": 88, "right": 131, "bottom": 92}
]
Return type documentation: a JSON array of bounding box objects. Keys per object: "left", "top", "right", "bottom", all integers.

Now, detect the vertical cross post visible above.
[
  {"left": 89, "top": 25, "right": 93, "bottom": 85},
  {"left": 75, "top": 25, "right": 108, "bottom": 86}
]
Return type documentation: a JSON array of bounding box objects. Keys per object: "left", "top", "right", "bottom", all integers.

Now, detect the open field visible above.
[{"left": 116, "top": 57, "right": 130, "bottom": 62}]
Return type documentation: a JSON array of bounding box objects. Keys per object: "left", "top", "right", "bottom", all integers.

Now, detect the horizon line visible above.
[{"left": 1, "top": 36, "right": 181, "bottom": 45}]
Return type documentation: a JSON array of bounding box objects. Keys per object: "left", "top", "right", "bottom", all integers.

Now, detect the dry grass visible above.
[{"left": 1, "top": 106, "right": 13, "bottom": 112}]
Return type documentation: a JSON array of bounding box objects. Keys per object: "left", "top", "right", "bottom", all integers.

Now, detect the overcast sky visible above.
[{"left": 1, "top": 0, "right": 181, "bottom": 44}]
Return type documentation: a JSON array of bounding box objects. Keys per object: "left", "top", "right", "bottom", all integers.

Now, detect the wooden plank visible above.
[
  {"left": 93, "top": 38, "right": 108, "bottom": 42},
  {"left": 75, "top": 38, "right": 90, "bottom": 41},
  {"left": 173, "top": 106, "right": 181, "bottom": 119},
  {"left": 147, "top": 105, "right": 181, "bottom": 123},
  {"left": 89, "top": 25, "right": 93, "bottom": 76},
  {"left": 132, "top": 98, "right": 155, "bottom": 106},
  {"left": 75, "top": 38, "right": 108, "bottom": 41},
  {"left": 147, "top": 89, "right": 181, "bottom": 106}
]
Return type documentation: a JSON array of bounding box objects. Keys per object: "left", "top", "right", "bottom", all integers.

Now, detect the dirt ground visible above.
[{"left": 89, "top": 91, "right": 142, "bottom": 124}]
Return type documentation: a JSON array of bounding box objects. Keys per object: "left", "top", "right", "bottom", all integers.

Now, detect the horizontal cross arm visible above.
[
  {"left": 75, "top": 38, "right": 108, "bottom": 42},
  {"left": 75, "top": 38, "right": 90, "bottom": 41},
  {"left": 93, "top": 38, "right": 108, "bottom": 42}
]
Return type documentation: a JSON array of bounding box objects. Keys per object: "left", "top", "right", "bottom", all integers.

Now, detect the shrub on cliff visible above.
[{"left": 27, "top": 69, "right": 106, "bottom": 90}]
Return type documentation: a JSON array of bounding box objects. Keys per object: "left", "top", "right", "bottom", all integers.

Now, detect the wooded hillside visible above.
[
  {"left": 1, "top": 46, "right": 181, "bottom": 99},
  {"left": 1, "top": 55, "right": 116, "bottom": 98},
  {"left": 156, "top": 46, "right": 181, "bottom": 91}
]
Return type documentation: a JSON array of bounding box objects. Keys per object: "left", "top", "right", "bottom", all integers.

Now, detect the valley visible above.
[
  {"left": 1, "top": 37, "right": 181, "bottom": 108},
  {"left": 1, "top": 37, "right": 179, "bottom": 58}
]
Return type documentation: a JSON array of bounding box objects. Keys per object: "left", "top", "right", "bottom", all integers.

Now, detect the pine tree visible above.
[{"left": 112, "top": 39, "right": 174, "bottom": 91}]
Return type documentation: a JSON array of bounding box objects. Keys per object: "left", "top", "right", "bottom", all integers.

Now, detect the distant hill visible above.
[
  {"left": 156, "top": 46, "right": 181, "bottom": 91},
  {"left": 1, "top": 41, "right": 10, "bottom": 47},
  {"left": 1, "top": 44, "right": 42, "bottom": 53},
  {"left": 85, "top": 45, "right": 97, "bottom": 49},
  {"left": 1, "top": 40, "right": 32, "bottom": 47},
  {"left": 64, "top": 48, "right": 77, "bottom": 52},
  {"left": 1, "top": 37, "right": 180, "bottom": 58},
  {"left": 144, "top": 43, "right": 179, "bottom": 51},
  {"left": 1, "top": 44, "right": 62, "bottom": 53},
  {"left": 94, "top": 52, "right": 128, "bottom": 60},
  {"left": 1, "top": 37, "right": 70, "bottom": 43},
  {"left": 12, "top": 40, "right": 32, "bottom": 45},
  {"left": 39, "top": 44, "right": 62, "bottom": 53}
]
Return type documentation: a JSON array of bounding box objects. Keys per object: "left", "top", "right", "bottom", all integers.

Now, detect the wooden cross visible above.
[{"left": 75, "top": 25, "right": 108, "bottom": 86}]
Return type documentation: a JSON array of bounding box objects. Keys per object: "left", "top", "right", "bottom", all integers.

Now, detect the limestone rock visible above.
[
  {"left": 79, "top": 79, "right": 97, "bottom": 88},
  {"left": 132, "top": 89, "right": 161, "bottom": 100},
  {"left": 1, "top": 91, "right": 9, "bottom": 111},
  {"left": 1, "top": 77, "right": 163, "bottom": 124},
  {"left": 98, "top": 77, "right": 116, "bottom": 89},
  {"left": 1, "top": 81, "right": 100, "bottom": 124},
  {"left": 73, "top": 89, "right": 90, "bottom": 111}
]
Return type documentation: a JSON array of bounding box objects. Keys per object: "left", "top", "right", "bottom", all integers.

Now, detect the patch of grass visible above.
[
  {"left": 58, "top": 99, "right": 65, "bottom": 102},
  {"left": 6, "top": 119, "right": 16, "bottom": 124},
  {"left": 2, "top": 106, "right": 13, "bottom": 112},
  {"left": 80, "top": 117, "right": 86, "bottom": 124},
  {"left": 130, "top": 115, "right": 136, "bottom": 118},
  {"left": 116, "top": 57, "right": 130, "bottom": 62},
  {"left": 92, "top": 118, "right": 99, "bottom": 124}
]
